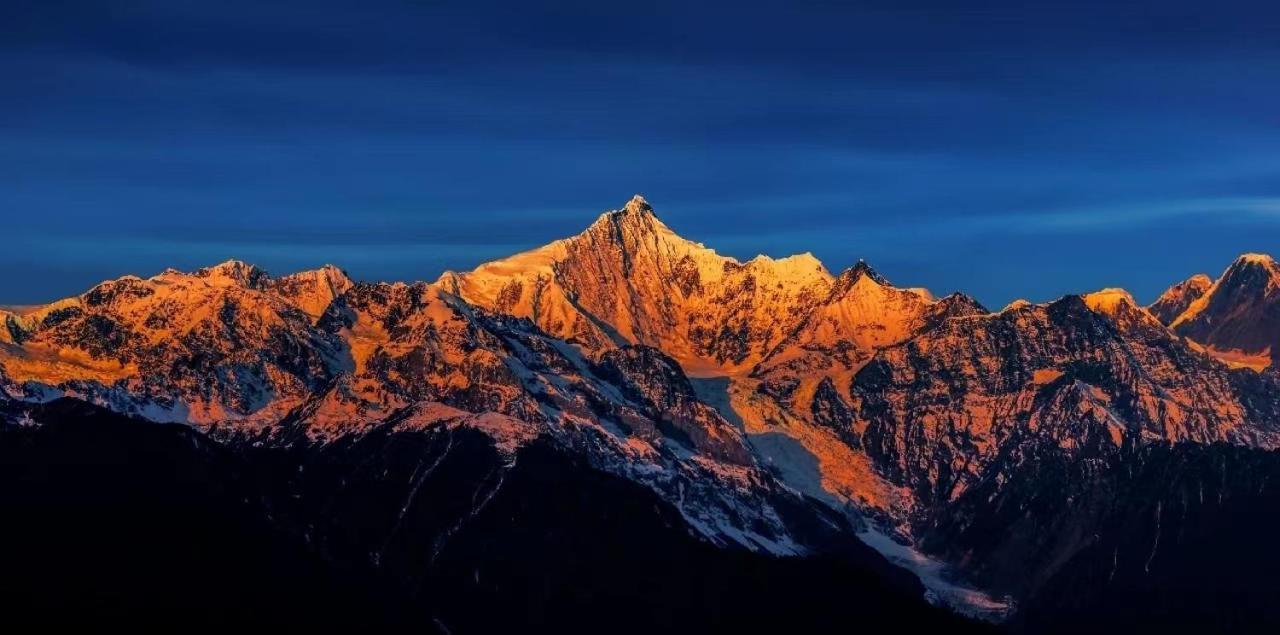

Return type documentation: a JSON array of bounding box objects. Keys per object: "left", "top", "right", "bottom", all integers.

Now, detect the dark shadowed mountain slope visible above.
[
  {"left": 1170, "top": 254, "right": 1280, "bottom": 369},
  {"left": 921, "top": 437, "right": 1280, "bottom": 635},
  {"left": 0, "top": 398, "right": 993, "bottom": 633},
  {"left": 0, "top": 398, "right": 426, "bottom": 630}
]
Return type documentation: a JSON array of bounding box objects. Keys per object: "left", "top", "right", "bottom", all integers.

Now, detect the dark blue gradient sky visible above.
[{"left": 5, "top": 0, "right": 1280, "bottom": 306}]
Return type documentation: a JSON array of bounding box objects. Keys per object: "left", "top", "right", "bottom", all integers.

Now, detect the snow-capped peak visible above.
[
  {"left": 196, "top": 259, "right": 268, "bottom": 287},
  {"left": 1235, "top": 252, "right": 1276, "bottom": 267},
  {"left": 1083, "top": 287, "right": 1138, "bottom": 315},
  {"left": 587, "top": 194, "right": 674, "bottom": 237},
  {"left": 624, "top": 193, "right": 652, "bottom": 214}
]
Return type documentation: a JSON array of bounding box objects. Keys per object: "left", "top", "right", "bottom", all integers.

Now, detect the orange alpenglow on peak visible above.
[
  {"left": 9, "top": 196, "right": 1280, "bottom": 617},
  {"left": 1148, "top": 273, "right": 1212, "bottom": 325},
  {"left": 1001, "top": 298, "right": 1033, "bottom": 312},
  {"left": 1082, "top": 287, "right": 1138, "bottom": 314},
  {"left": 1215, "top": 252, "right": 1280, "bottom": 289},
  {"left": 624, "top": 193, "right": 651, "bottom": 213},
  {"left": 1236, "top": 252, "right": 1276, "bottom": 266},
  {"left": 441, "top": 195, "right": 845, "bottom": 374},
  {"left": 1080, "top": 287, "right": 1168, "bottom": 330},
  {"left": 1162, "top": 251, "right": 1280, "bottom": 369},
  {"left": 10, "top": 204, "right": 1280, "bottom": 413},
  {"left": 589, "top": 194, "right": 658, "bottom": 226}
]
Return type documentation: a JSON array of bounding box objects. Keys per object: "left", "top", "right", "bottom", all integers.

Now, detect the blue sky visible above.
[{"left": 4, "top": 0, "right": 1280, "bottom": 306}]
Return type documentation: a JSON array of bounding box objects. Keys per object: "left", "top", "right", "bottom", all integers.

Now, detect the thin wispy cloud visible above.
[{"left": 3, "top": 0, "right": 1280, "bottom": 305}]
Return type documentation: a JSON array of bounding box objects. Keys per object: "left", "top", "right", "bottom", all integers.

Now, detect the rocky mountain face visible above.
[
  {"left": 851, "top": 292, "right": 1280, "bottom": 510},
  {"left": 0, "top": 260, "right": 349, "bottom": 424},
  {"left": 918, "top": 436, "right": 1280, "bottom": 634},
  {"left": 439, "top": 195, "right": 834, "bottom": 375},
  {"left": 752, "top": 263, "right": 986, "bottom": 423},
  {"left": 1, "top": 269, "right": 827, "bottom": 555},
  {"left": 1165, "top": 253, "right": 1280, "bottom": 370},
  {"left": 7, "top": 195, "right": 1280, "bottom": 631},
  {"left": 1148, "top": 273, "right": 1212, "bottom": 325}
]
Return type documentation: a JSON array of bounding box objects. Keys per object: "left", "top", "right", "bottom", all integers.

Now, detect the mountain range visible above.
[{"left": 5, "top": 195, "right": 1280, "bottom": 632}]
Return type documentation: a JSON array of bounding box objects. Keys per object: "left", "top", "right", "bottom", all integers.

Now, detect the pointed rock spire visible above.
[
  {"left": 935, "top": 291, "right": 988, "bottom": 315},
  {"left": 585, "top": 194, "right": 666, "bottom": 238},
  {"left": 1211, "top": 252, "right": 1280, "bottom": 297},
  {"left": 831, "top": 260, "right": 890, "bottom": 295},
  {"left": 1208, "top": 253, "right": 1280, "bottom": 294},
  {"left": 848, "top": 260, "right": 888, "bottom": 284},
  {"left": 624, "top": 194, "right": 652, "bottom": 215}
]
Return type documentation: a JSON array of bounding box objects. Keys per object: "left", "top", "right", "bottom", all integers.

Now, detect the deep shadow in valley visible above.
[
  {"left": 0, "top": 399, "right": 991, "bottom": 633},
  {"left": 923, "top": 436, "right": 1280, "bottom": 634}
]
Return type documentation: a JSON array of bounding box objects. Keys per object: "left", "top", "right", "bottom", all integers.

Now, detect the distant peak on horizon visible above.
[
  {"left": 194, "top": 259, "right": 268, "bottom": 284},
  {"left": 1082, "top": 287, "right": 1140, "bottom": 316},
  {"left": 583, "top": 194, "right": 671, "bottom": 236},
  {"left": 593, "top": 194, "right": 657, "bottom": 222},
  {"left": 1236, "top": 252, "right": 1275, "bottom": 265},
  {"left": 574, "top": 196, "right": 845, "bottom": 285},
  {"left": 174, "top": 259, "right": 351, "bottom": 286},
  {"left": 10, "top": 191, "right": 1279, "bottom": 319},
  {"left": 1215, "top": 252, "right": 1280, "bottom": 288},
  {"left": 1001, "top": 298, "right": 1033, "bottom": 312},
  {"left": 842, "top": 259, "right": 890, "bottom": 286},
  {"left": 1210, "top": 252, "right": 1280, "bottom": 282}
]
